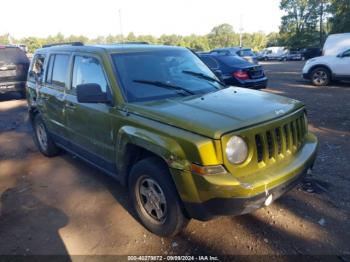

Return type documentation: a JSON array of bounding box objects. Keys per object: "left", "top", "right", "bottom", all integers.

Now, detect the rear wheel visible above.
[
  {"left": 311, "top": 67, "right": 331, "bottom": 86},
  {"left": 129, "top": 157, "right": 189, "bottom": 237},
  {"left": 33, "top": 114, "right": 59, "bottom": 157}
]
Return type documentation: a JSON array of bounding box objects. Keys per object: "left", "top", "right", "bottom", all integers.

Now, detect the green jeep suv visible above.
[{"left": 27, "top": 43, "right": 318, "bottom": 236}]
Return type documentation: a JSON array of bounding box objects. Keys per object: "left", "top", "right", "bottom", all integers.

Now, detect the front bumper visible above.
[
  {"left": 0, "top": 81, "right": 25, "bottom": 94},
  {"left": 173, "top": 133, "right": 318, "bottom": 221}
]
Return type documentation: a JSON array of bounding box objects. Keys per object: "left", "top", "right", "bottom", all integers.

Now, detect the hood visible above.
[
  {"left": 307, "top": 55, "right": 335, "bottom": 64},
  {"left": 127, "top": 87, "right": 304, "bottom": 139}
]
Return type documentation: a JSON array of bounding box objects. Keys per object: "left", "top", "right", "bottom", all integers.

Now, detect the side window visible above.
[
  {"left": 201, "top": 56, "right": 219, "bottom": 70},
  {"left": 72, "top": 56, "right": 108, "bottom": 92},
  {"left": 29, "top": 54, "right": 45, "bottom": 82},
  {"left": 46, "top": 55, "right": 55, "bottom": 84},
  {"left": 46, "top": 54, "right": 70, "bottom": 88},
  {"left": 342, "top": 49, "right": 350, "bottom": 57}
]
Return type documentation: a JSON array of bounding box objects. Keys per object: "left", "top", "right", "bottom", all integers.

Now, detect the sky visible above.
[{"left": 1, "top": 0, "right": 284, "bottom": 38}]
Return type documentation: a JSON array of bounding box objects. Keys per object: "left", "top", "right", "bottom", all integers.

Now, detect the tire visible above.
[
  {"left": 129, "top": 157, "right": 189, "bottom": 237},
  {"left": 264, "top": 57, "right": 268, "bottom": 61},
  {"left": 283, "top": 57, "right": 287, "bottom": 62},
  {"left": 311, "top": 67, "right": 331, "bottom": 86},
  {"left": 33, "top": 114, "right": 60, "bottom": 157},
  {"left": 301, "top": 56, "right": 306, "bottom": 61}
]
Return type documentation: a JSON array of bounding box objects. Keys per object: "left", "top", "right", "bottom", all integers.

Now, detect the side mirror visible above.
[{"left": 76, "top": 83, "right": 109, "bottom": 104}]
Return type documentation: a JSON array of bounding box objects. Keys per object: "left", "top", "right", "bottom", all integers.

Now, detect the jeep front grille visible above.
[{"left": 255, "top": 114, "right": 307, "bottom": 163}]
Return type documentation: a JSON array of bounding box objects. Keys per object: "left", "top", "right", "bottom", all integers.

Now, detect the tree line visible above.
[
  {"left": 0, "top": 0, "right": 349, "bottom": 53},
  {"left": 279, "top": 0, "right": 350, "bottom": 48},
  {"left": 0, "top": 24, "right": 275, "bottom": 54}
]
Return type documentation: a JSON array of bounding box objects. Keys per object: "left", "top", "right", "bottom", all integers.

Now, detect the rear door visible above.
[
  {"left": 64, "top": 53, "right": 115, "bottom": 171},
  {"left": 38, "top": 53, "right": 70, "bottom": 138}
]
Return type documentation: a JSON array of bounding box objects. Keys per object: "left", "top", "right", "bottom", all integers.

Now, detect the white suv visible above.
[{"left": 302, "top": 49, "right": 350, "bottom": 86}]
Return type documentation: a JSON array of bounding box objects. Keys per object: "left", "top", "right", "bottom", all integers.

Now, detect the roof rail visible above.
[{"left": 42, "top": 42, "right": 84, "bottom": 48}]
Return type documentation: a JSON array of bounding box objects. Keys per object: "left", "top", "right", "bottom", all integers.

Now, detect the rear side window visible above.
[
  {"left": 46, "top": 54, "right": 70, "bottom": 88},
  {"left": 343, "top": 49, "right": 350, "bottom": 57},
  {"left": 29, "top": 54, "right": 45, "bottom": 82},
  {"left": 238, "top": 50, "right": 254, "bottom": 57},
  {"left": 72, "top": 56, "right": 108, "bottom": 92},
  {"left": 200, "top": 56, "right": 220, "bottom": 70}
]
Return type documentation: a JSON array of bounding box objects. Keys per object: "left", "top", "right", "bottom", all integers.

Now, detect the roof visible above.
[{"left": 35, "top": 43, "right": 185, "bottom": 54}]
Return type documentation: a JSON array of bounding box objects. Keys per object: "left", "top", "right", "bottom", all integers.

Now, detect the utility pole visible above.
[
  {"left": 119, "top": 9, "right": 123, "bottom": 43},
  {"left": 239, "top": 14, "right": 244, "bottom": 48}
]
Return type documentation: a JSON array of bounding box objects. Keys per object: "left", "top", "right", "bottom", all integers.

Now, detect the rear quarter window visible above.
[{"left": 200, "top": 56, "right": 220, "bottom": 70}]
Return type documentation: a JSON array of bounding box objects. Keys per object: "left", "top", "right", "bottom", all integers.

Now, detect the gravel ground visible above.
[{"left": 0, "top": 61, "right": 349, "bottom": 259}]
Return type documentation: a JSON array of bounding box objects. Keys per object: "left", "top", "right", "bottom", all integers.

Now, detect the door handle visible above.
[{"left": 65, "top": 102, "right": 76, "bottom": 110}]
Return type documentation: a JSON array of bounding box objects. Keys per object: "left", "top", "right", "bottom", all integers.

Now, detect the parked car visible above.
[
  {"left": 198, "top": 53, "right": 267, "bottom": 89},
  {"left": 210, "top": 47, "right": 258, "bottom": 64},
  {"left": 300, "top": 48, "right": 322, "bottom": 60},
  {"left": 0, "top": 45, "right": 30, "bottom": 97},
  {"left": 258, "top": 46, "right": 287, "bottom": 61},
  {"left": 279, "top": 51, "right": 303, "bottom": 61},
  {"left": 27, "top": 43, "right": 318, "bottom": 237},
  {"left": 302, "top": 48, "right": 350, "bottom": 86}
]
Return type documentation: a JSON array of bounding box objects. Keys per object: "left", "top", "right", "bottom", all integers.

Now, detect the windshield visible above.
[{"left": 111, "top": 48, "right": 222, "bottom": 102}]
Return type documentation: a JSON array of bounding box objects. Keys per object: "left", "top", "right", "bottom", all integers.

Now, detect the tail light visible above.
[{"left": 233, "top": 70, "right": 250, "bottom": 80}]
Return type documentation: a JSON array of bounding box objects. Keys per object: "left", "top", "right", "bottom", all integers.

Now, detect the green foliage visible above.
[
  {"left": 328, "top": 0, "right": 350, "bottom": 33},
  {"left": 207, "top": 24, "right": 240, "bottom": 48},
  {"left": 279, "top": 0, "right": 322, "bottom": 48},
  {"left": 279, "top": 0, "right": 349, "bottom": 49},
  {"left": 0, "top": 34, "right": 10, "bottom": 44},
  {"left": 2, "top": 24, "right": 282, "bottom": 54}
]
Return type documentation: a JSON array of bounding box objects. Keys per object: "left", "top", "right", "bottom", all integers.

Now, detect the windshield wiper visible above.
[
  {"left": 133, "top": 79, "right": 195, "bottom": 95},
  {"left": 182, "top": 70, "right": 226, "bottom": 87}
]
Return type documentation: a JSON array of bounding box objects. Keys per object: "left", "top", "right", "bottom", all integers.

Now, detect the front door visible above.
[
  {"left": 64, "top": 54, "right": 116, "bottom": 172},
  {"left": 334, "top": 49, "right": 350, "bottom": 77}
]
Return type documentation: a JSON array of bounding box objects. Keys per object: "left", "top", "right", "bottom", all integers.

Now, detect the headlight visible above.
[{"left": 226, "top": 136, "right": 248, "bottom": 164}]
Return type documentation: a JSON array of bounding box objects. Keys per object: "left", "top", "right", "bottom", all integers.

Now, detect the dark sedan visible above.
[{"left": 198, "top": 53, "right": 267, "bottom": 89}]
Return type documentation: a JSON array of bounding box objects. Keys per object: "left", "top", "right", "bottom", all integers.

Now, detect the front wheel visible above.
[
  {"left": 129, "top": 157, "right": 189, "bottom": 237},
  {"left": 311, "top": 67, "right": 331, "bottom": 86}
]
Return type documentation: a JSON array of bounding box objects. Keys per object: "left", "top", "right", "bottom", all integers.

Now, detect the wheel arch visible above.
[
  {"left": 115, "top": 126, "right": 190, "bottom": 186},
  {"left": 28, "top": 106, "right": 40, "bottom": 124},
  {"left": 308, "top": 64, "right": 333, "bottom": 78}
]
